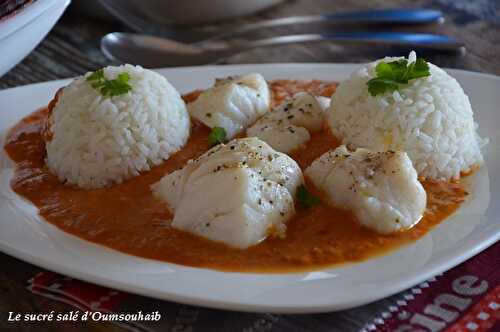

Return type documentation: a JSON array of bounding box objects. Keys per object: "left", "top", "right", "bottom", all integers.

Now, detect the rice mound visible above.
[
  {"left": 45, "top": 64, "right": 190, "bottom": 189},
  {"left": 328, "top": 52, "right": 487, "bottom": 180}
]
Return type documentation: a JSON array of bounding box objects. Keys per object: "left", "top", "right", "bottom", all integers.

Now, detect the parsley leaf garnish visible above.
[
  {"left": 367, "top": 57, "right": 430, "bottom": 96},
  {"left": 296, "top": 185, "right": 321, "bottom": 209},
  {"left": 208, "top": 127, "right": 227, "bottom": 147},
  {"left": 86, "top": 69, "right": 132, "bottom": 97}
]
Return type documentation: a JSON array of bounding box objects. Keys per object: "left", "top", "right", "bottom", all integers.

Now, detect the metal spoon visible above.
[
  {"left": 98, "top": 5, "right": 444, "bottom": 43},
  {"left": 101, "top": 32, "right": 465, "bottom": 68}
]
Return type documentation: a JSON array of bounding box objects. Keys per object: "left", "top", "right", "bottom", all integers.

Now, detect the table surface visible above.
[{"left": 0, "top": 0, "right": 499, "bottom": 331}]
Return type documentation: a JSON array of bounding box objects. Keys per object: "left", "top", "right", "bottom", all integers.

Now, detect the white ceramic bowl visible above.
[{"left": 0, "top": 0, "right": 71, "bottom": 77}]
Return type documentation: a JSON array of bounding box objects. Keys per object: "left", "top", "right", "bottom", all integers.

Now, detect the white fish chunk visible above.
[
  {"left": 188, "top": 73, "right": 270, "bottom": 139},
  {"left": 305, "top": 145, "right": 426, "bottom": 234},
  {"left": 248, "top": 123, "right": 311, "bottom": 155},
  {"left": 247, "top": 92, "right": 330, "bottom": 153},
  {"left": 152, "top": 137, "right": 303, "bottom": 248}
]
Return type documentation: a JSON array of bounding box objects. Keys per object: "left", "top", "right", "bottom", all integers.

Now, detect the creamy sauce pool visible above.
[{"left": 4, "top": 80, "right": 467, "bottom": 272}]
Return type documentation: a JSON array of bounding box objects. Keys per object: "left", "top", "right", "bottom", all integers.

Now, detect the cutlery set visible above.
[{"left": 102, "top": 9, "right": 462, "bottom": 67}]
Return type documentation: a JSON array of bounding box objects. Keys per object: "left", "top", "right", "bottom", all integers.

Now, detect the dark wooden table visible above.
[{"left": 0, "top": 0, "right": 499, "bottom": 331}]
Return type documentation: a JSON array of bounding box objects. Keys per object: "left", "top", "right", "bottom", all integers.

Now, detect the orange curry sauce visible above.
[{"left": 4, "top": 80, "right": 467, "bottom": 272}]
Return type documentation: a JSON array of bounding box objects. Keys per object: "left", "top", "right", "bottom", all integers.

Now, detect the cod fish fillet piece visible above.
[
  {"left": 305, "top": 145, "right": 426, "bottom": 234},
  {"left": 188, "top": 73, "right": 270, "bottom": 139},
  {"left": 152, "top": 137, "right": 303, "bottom": 248},
  {"left": 247, "top": 92, "right": 330, "bottom": 153}
]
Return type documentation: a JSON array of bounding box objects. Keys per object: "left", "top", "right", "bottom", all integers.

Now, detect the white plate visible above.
[{"left": 0, "top": 64, "right": 499, "bottom": 314}]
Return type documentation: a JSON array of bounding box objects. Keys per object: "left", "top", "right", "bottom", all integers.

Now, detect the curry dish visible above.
[{"left": 4, "top": 79, "right": 467, "bottom": 272}]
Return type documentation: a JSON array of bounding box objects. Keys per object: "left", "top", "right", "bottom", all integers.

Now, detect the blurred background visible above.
[
  {"left": 0, "top": 2, "right": 499, "bottom": 331},
  {"left": 0, "top": 0, "right": 499, "bottom": 89}
]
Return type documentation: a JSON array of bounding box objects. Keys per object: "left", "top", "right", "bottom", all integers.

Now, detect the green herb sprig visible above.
[
  {"left": 296, "top": 185, "right": 321, "bottom": 209},
  {"left": 86, "top": 69, "right": 132, "bottom": 97},
  {"left": 367, "top": 58, "right": 430, "bottom": 96},
  {"left": 208, "top": 127, "right": 227, "bottom": 147}
]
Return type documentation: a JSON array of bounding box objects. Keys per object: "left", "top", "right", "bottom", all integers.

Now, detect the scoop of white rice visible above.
[
  {"left": 328, "top": 52, "right": 487, "bottom": 180},
  {"left": 46, "top": 64, "right": 190, "bottom": 189}
]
